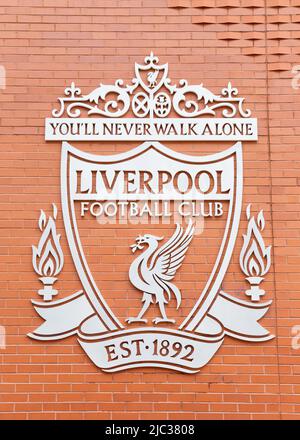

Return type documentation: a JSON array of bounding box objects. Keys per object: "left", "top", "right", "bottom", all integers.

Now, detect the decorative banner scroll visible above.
[{"left": 29, "top": 290, "right": 273, "bottom": 374}]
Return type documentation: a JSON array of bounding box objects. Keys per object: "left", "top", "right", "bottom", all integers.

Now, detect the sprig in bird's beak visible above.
[{"left": 130, "top": 234, "right": 145, "bottom": 253}]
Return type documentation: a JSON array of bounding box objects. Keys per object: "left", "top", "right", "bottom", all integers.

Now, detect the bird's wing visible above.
[
  {"left": 148, "top": 70, "right": 159, "bottom": 81},
  {"left": 149, "top": 220, "right": 194, "bottom": 281}
]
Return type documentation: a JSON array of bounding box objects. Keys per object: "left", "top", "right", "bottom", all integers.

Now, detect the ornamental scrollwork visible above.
[{"left": 52, "top": 53, "right": 251, "bottom": 119}]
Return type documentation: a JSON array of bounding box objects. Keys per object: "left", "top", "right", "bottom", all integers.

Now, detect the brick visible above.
[
  {"left": 167, "top": 0, "right": 191, "bottom": 7},
  {"left": 218, "top": 31, "right": 242, "bottom": 40}
]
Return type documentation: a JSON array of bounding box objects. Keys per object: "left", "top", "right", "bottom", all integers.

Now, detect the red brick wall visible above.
[{"left": 0, "top": 0, "right": 300, "bottom": 420}]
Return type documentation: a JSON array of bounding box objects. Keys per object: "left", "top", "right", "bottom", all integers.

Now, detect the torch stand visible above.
[{"left": 38, "top": 277, "right": 58, "bottom": 301}]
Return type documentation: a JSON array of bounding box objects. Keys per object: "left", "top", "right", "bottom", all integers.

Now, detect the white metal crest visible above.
[{"left": 28, "top": 53, "right": 273, "bottom": 374}]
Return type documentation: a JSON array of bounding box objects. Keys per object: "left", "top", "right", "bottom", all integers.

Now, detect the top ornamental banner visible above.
[{"left": 45, "top": 53, "right": 257, "bottom": 142}]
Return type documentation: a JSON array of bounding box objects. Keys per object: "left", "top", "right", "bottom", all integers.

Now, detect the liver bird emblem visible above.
[
  {"left": 147, "top": 70, "right": 159, "bottom": 88},
  {"left": 126, "top": 220, "right": 194, "bottom": 325}
]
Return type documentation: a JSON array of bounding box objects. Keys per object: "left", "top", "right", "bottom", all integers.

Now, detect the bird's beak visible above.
[
  {"left": 130, "top": 243, "right": 138, "bottom": 253},
  {"left": 130, "top": 235, "right": 144, "bottom": 253}
]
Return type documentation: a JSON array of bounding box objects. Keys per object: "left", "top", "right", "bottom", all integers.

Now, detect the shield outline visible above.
[
  {"left": 134, "top": 61, "right": 168, "bottom": 95},
  {"left": 61, "top": 141, "right": 243, "bottom": 333}
]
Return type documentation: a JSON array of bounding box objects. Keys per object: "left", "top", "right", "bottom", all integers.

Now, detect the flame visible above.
[
  {"left": 32, "top": 204, "right": 64, "bottom": 278},
  {"left": 239, "top": 204, "right": 271, "bottom": 278}
]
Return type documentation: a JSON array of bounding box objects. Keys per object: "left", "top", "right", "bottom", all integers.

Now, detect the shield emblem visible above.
[
  {"left": 56, "top": 141, "right": 243, "bottom": 371},
  {"left": 134, "top": 58, "right": 168, "bottom": 95}
]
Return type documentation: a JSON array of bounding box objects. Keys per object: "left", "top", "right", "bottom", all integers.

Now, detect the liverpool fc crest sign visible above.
[{"left": 29, "top": 54, "right": 273, "bottom": 373}]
